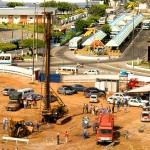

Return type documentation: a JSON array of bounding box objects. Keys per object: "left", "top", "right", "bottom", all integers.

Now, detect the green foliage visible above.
[
  {"left": 62, "top": 31, "right": 76, "bottom": 42},
  {"left": 19, "top": 38, "right": 45, "bottom": 48},
  {"left": 89, "top": 4, "right": 107, "bottom": 17},
  {"left": 40, "top": 0, "right": 57, "bottom": 7},
  {"left": 0, "top": 43, "right": 17, "bottom": 52},
  {"left": 6, "top": 2, "right": 24, "bottom": 7},
  {"left": 101, "top": 24, "right": 112, "bottom": 35},
  {"left": 74, "top": 19, "right": 89, "bottom": 32},
  {"left": 40, "top": 1, "right": 78, "bottom": 12},
  {"left": 75, "top": 8, "right": 86, "bottom": 14},
  {"left": 86, "top": 16, "right": 99, "bottom": 25},
  {"left": 52, "top": 31, "right": 64, "bottom": 37}
]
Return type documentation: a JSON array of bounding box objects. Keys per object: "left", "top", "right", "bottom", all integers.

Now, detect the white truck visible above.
[
  {"left": 98, "top": 17, "right": 106, "bottom": 25},
  {"left": 142, "top": 20, "right": 150, "bottom": 30},
  {"left": 69, "top": 36, "right": 82, "bottom": 50}
]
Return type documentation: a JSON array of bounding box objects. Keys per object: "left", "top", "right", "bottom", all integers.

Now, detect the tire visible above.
[
  {"left": 96, "top": 141, "right": 99, "bottom": 145},
  {"left": 139, "top": 105, "right": 142, "bottom": 108},
  {"left": 18, "top": 132, "right": 23, "bottom": 138}
]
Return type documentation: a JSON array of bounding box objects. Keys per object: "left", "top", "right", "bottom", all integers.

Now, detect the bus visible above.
[
  {"left": 142, "top": 20, "right": 150, "bottom": 30},
  {"left": 69, "top": 36, "right": 82, "bottom": 50},
  {"left": 0, "top": 53, "right": 12, "bottom": 65},
  {"left": 56, "top": 66, "right": 78, "bottom": 75}
]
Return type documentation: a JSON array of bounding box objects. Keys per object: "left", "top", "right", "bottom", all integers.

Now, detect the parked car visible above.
[
  {"left": 89, "top": 95, "right": 99, "bottom": 103},
  {"left": 72, "top": 84, "right": 86, "bottom": 92},
  {"left": 112, "top": 93, "right": 132, "bottom": 100},
  {"left": 84, "top": 90, "right": 105, "bottom": 98},
  {"left": 42, "top": 94, "right": 57, "bottom": 103},
  {"left": 128, "top": 99, "right": 148, "bottom": 107},
  {"left": 130, "top": 97, "right": 149, "bottom": 103},
  {"left": 62, "top": 85, "right": 78, "bottom": 94},
  {"left": 141, "top": 111, "right": 150, "bottom": 122},
  {"left": 26, "top": 94, "right": 43, "bottom": 101},
  {"left": 6, "top": 100, "right": 20, "bottom": 111},
  {"left": 1, "top": 87, "right": 16, "bottom": 96},
  {"left": 84, "top": 87, "right": 106, "bottom": 96},
  {"left": 57, "top": 87, "right": 73, "bottom": 95},
  {"left": 83, "top": 69, "right": 100, "bottom": 75},
  {"left": 107, "top": 96, "right": 118, "bottom": 104}
]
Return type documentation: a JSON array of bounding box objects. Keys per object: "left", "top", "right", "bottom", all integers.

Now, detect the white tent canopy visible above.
[{"left": 127, "top": 84, "right": 150, "bottom": 93}]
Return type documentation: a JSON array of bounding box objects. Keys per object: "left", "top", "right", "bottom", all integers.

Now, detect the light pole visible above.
[
  {"left": 35, "top": 11, "right": 38, "bottom": 62},
  {"left": 32, "top": 3, "right": 36, "bottom": 83},
  {"left": 132, "top": 13, "right": 135, "bottom": 68},
  {"left": 11, "top": 16, "right": 14, "bottom": 39}
]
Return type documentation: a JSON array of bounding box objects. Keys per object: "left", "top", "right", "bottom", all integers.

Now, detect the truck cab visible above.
[
  {"left": 6, "top": 91, "right": 23, "bottom": 111},
  {"left": 96, "top": 114, "right": 114, "bottom": 144}
]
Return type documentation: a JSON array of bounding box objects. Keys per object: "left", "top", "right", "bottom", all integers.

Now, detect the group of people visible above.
[
  {"left": 83, "top": 103, "right": 111, "bottom": 116},
  {"left": 23, "top": 100, "right": 37, "bottom": 109},
  {"left": 56, "top": 131, "right": 69, "bottom": 145}
]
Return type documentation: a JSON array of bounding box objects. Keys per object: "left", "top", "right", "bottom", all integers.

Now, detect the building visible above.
[{"left": 0, "top": 7, "right": 57, "bottom": 24}]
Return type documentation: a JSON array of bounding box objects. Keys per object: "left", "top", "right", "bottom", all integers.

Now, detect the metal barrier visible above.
[
  {"left": 3, "top": 136, "right": 29, "bottom": 144},
  {"left": 0, "top": 65, "right": 32, "bottom": 78}
]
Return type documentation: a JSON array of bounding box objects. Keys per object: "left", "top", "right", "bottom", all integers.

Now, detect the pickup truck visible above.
[{"left": 6, "top": 91, "right": 23, "bottom": 111}]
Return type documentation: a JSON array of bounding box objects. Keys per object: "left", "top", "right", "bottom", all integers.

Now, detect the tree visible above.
[
  {"left": 19, "top": 38, "right": 45, "bottom": 49},
  {"left": 57, "top": 2, "right": 70, "bottom": 12},
  {"left": 40, "top": 0, "right": 57, "bottom": 7},
  {"left": 6, "top": 2, "right": 24, "bottom": 7},
  {"left": 101, "top": 24, "right": 111, "bottom": 35},
  {"left": 89, "top": 4, "right": 107, "bottom": 17},
  {"left": 0, "top": 43, "right": 17, "bottom": 52},
  {"left": 74, "top": 19, "right": 89, "bottom": 32}
]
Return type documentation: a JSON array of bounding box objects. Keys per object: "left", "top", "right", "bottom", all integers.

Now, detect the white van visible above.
[
  {"left": 56, "top": 66, "right": 78, "bottom": 75},
  {"left": 17, "top": 88, "right": 34, "bottom": 99}
]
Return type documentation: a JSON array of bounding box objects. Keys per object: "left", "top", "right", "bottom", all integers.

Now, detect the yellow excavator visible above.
[{"left": 7, "top": 118, "right": 34, "bottom": 138}]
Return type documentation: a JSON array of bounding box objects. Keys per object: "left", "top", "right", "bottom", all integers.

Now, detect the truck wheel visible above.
[
  {"left": 139, "top": 105, "right": 142, "bottom": 108},
  {"left": 96, "top": 141, "right": 99, "bottom": 145}
]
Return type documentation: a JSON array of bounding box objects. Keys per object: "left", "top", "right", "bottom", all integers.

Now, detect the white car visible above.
[
  {"left": 89, "top": 95, "right": 99, "bottom": 103},
  {"left": 107, "top": 96, "right": 118, "bottom": 104},
  {"left": 130, "top": 97, "right": 149, "bottom": 104},
  {"left": 83, "top": 69, "right": 100, "bottom": 75},
  {"left": 128, "top": 99, "right": 147, "bottom": 107},
  {"left": 141, "top": 111, "right": 150, "bottom": 122},
  {"left": 112, "top": 93, "right": 132, "bottom": 100}
]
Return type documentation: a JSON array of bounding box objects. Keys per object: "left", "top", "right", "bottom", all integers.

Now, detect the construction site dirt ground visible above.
[{"left": 0, "top": 73, "right": 149, "bottom": 150}]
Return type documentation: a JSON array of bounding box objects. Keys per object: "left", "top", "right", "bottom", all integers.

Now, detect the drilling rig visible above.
[{"left": 41, "top": 12, "right": 69, "bottom": 124}]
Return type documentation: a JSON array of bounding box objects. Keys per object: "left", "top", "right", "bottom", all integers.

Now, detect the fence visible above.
[{"left": 0, "top": 65, "right": 32, "bottom": 77}]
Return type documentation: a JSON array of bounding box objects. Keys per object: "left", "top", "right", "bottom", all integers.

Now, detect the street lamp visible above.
[
  {"left": 32, "top": 3, "right": 36, "bottom": 83},
  {"left": 132, "top": 12, "right": 135, "bottom": 68}
]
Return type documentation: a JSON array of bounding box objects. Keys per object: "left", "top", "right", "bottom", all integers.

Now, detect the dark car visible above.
[
  {"left": 62, "top": 85, "right": 78, "bottom": 94},
  {"left": 57, "top": 87, "right": 73, "bottom": 95},
  {"left": 84, "top": 90, "right": 105, "bottom": 98},
  {"left": 84, "top": 87, "right": 106, "bottom": 97},
  {"left": 42, "top": 94, "right": 57, "bottom": 103},
  {"left": 2, "top": 87, "right": 16, "bottom": 96},
  {"left": 72, "top": 84, "right": 86, "bottom": 92}
]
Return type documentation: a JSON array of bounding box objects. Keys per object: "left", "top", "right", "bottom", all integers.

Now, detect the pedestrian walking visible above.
[
  {"left": 82, "top": 117, "right": 85, "bottom": 128},
  {"left": 35, "top": 122, "right": 40, "bottom": 132},
  {"left": 3, "top": 118, "right": 6, "bottom": 130},
  {"left": 112, "top": 105, "right": 115, "bottom": 114},
  {"left": 56, "top": 132, "right": 60, "bottom": 145},
  {"left": 124, "top": 105, "right": 127, "bottom": 113},
  {"left": 83, "top": 128, "right": 87, "bottom": 139},
  {"left": 90, "top": 104, "right": 92, "bottom": 114},
  {"left": 93, "top": 122, "right": 97, "bottom": 133},
  {"left": 65, "top": 131, "right": 69, "bottom": 143},
  {"left": 83, "top": 103, "right": 85, "bottom": 114},
  {"left": 85, "top": 104, "right": 88, "bottom": 114},
  {"left": 23, "top": 100, "right": 27, "bottom": 109}
]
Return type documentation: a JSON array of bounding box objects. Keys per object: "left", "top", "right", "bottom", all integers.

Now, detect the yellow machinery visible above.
[{"left": 7, "top": 118, "right": 34, "bottom": 138}]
